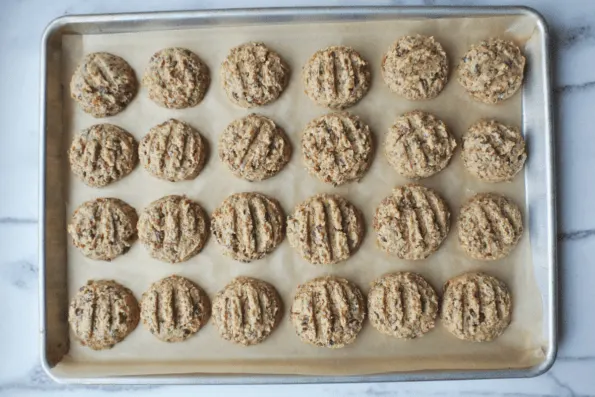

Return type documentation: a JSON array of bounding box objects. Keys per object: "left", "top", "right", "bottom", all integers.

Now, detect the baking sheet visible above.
[{"left": 54, "top": 15, "right": 545, "bottom": 377}]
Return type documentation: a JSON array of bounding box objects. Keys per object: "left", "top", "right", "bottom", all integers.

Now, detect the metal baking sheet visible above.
[{"left": 39, "top": 6, "right": 556, "bottom": 384}]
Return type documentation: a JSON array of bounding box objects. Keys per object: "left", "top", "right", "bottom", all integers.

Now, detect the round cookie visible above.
[
  {"left": 140, "top": 275, "right": 210, "bottom": 342},
  {"left": 385, "top": 110, "right": 457, "bottom": 179},
  {"left": 302, "top": 112, "right": 373, "bottom": 186},
  {"left": 441, "top": 272, "right": 512, "bottom": 342},
  {"left": 381, "top": 35, "right": 449, "bottom": 100},
  {"left": 287, "top": 194, "right": 364, "bottom": 265},
  {"left": 68, "top": 198, "right": 138, "bottom": 261},
  {"left": 69, "top": 280, "right": 139, "bottom": 350},
  {"left": 458, "top": 193, "right": 523, "bottom": 260},
  {"left": 373, "top": 184, "right": 450, "bottom": 260},
  {"left": 219, "top": 114, "right": 291, "bottom": 181},
  {"left": 137, "top": 195, "right": 208, "bottom": 263},
  {"left": 212, "top": 277, "right": 282, "bottom": 346},
  {"left": 302, "top": 46, "right": 371, "bottom": 109},
  {"left": 462, "top": 119, "right": 527, "bottom": 182},
  {"left": 290, "top": 276, "right": 366, "bottom": 348},
  {"left": 139, "top": 119, "right": 207, "bottom": 182},
  {"left": 457, "top": 38, "right": 526, "bottom": 104},
  {"left": 211, "top": 192, "right": 285, "bottom": 262},
  {"left": 142, "top": 47, "right": 210, "bottom": 109},
  {"left": 69, "top": 123, "right": 138, "bottom": 187},
  {"left": 70, "top": 52, "right": 137, "bottom": 118},
  {"left": 220, "top": 42, "right": 290, "bottom": 108},
  {"left": 368, "top": 272, "right": 439, "bottom": 339}
]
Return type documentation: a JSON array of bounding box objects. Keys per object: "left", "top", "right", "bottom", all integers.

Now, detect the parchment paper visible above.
[{"left": 56, "top": 15, "right": 546, "bottom": 377}]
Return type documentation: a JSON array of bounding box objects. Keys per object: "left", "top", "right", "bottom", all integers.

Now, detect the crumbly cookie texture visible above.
[
  {"left": 290, "top": 276, "right": 366, "bottom": 348},
  {"left": 219, "top": 114, "right": 291, "bottom": 182},
  {"left": 286, "top": 194, "right": 364, "bottom": 265},
  {"left": 441, "top": 272, "right": 512, "bottom": 342},
  {"left": 458, "top": 38, "right": 526, "bottom": 104},
  {"left": 211, "top": 192, "right": 285, "bottom": 262},
  {"left": 140, "top": 275, "right": 210, "bottom": 342},
  {"left": 137, "top": 195, "right": 208, "bottom": 263},
  {"left": 385, "top": 110, "right": 457, "bottom": 179},
  {"left": 458, "top": 193, "right": 523, "bottom": 260},
  {"left": 69, "top": 123, "right": 138, "bottom": 188},
  {"left": 69, "top": 280, "right": 139, "bottom": 350},
  {"left": 68, "top": 198, "right": 138, "bottom": 261},
  {"left": 302, "top": 112, "right": 373, "bottom": 186},
  {"left": 142, "top": 47, "right": 210, "bottom": 109},
  {"left": 70, "top": 52, "right": 137, "bottom": 118},
  {"left": 302, "top": 46, "right": 371, "bottom": 109},
  {"left": 139, "top": 119, "right": 207, "bottom": 182},
  {"left": 212, "top": 277, "right": 282, "bottom": 346},
  {"left": 462, "top": 119, "right": 527, "bottom": 182},
  {"left": 368, "top": 272, "right": 438, "bottom": 339},
  {"left": 381, "top": 35, "right": 449, "bottom": 100},
  {"left": 373, "top": 184, "right": 450, "bottom": 260},
  {"left": 220, "top": 42, "right": 290, "bottom": 108}
]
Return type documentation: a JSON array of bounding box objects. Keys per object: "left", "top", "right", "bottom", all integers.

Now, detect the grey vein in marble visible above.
[
  {"left": 558, "top": 229, "right": 595, "bottom": 241},
  {"left": 556, "top": 80, "right": 595, "bottom": 94},
  {"left": 0, "top": 217, "right": 37, "bottom": 224}
]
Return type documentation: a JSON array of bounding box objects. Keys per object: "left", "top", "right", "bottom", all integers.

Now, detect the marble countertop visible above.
[{"left": 1, "top": 0, "right": 594, "bottom": 395}]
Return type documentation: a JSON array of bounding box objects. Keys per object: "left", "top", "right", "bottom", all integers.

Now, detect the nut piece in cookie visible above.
[
  {"left": 69, "top": 280, "right": 139, "bottom": 350},
  {"left": 140, "top": 275, "right": 210, "bottom": 342},
  {"left": 457, "top": 38, "right": 526, "bottom": 104},
  {"left": 441, "top": 272, "right": 512, "bottom": 342},
  {"left": 137, "top": 195, "right": 208, "bottom": 263},
  {"left": 381, "top": 35, "right": 449, "bottom": 100},
  {"left": 220, "top": 42, "right": 290, "bottom": 108},
  {"left": 68, "top": 198, "right": 138, "bottom": 261},
  {"left": 302, "top": 46, "right": 371, "bottom": 109},
  {"left": 458, "top": 193, "right": 523, "bottom": 260},
  {"left": 142, "top": 47, "right": 210, "bottom": 109},
  {"left": 287, "top": 194, "right": 364, "bottom": 265},
  {"left": 290, "top": 276, "right": 366, "bottom": 348},
  {"left": 212, "top": 277, "right": 282, "bottom": 346},
  {"left": 70, "top": 52, "right": 137, "bottom": 118},
  {"left": 219, "top": 114, "right": 291, "bottom": 182}
]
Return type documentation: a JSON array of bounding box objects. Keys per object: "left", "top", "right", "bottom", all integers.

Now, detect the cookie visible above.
[
  {"left": 462, "top": 119, "right": 527, "bottom": 182},
  {"left": 142, "top": 47, "right": 210, "bottom": 109},
  {"left": 373, "top": 184, "right": 450, "bottom": 260},
  {"left": 212, "top": 277, "right": 282, "bottom": 346},
  {"left": 385, "top": 110, "right": 457, "bottom": 179},
  {"left": 287, "top": 194, "right": 364, "bottom": 265},
  {"left": 68, "top": 198, "right": 138, "bottom": 261},
  {"left": 68, "top": 280, "right": 139, "bottom": 350},
  {"left": 302, "top": 46, "right": 371, "bottom": 109},
  {"left": 68, "top": 123, "right": 138, "bottom": 187},
  {"left": 70, "top": 52, "right": 137, "bottom": 118},
  {"left": 368, "top": 272, "right": 438, "bottom": 339},
  {"left": 381, "top": 35, "right": 448, "bottom": 100},
  {"left": 441, "top": 272, "right": 512, "bottom": 342},
  {"left": 211, "top": 192, "right": 285, "bottom": 262},
  {"left": 458, "top": 193, "right": 523, "bottom": 260},
  {"left": 219, "top": 114, "right": 291, "bottom": 182},
  {"left": 290, "top": 276, "right": 366, "bottom": 348},
  {"left": 457, "top": 38, "right": 526, "bottom": 104},
  {"left": 140, "top": 275, "right": 210, "bottom": 342},
  {"left": 220, "top": 42, "right": 290, "bottom": 108},
  {"left": 302, "top": 112, "right": 373, "bottom": 186},
  {"left": 139, "top": 119, "right": 207, "bottom": 182}
]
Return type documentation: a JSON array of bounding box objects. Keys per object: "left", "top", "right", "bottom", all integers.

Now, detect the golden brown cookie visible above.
[
  {"left": 140, "top": 275, "right": 210, "bottom": 342},
  {"left": 212, "top": 277, "right": 283, "bottom": 346},
  {"left": 290, "top": 276, "right": 366, "bottom": 348},
  {"left": 68, "top": 198, "right": 138, "bottom": 261},
  {"left": 286, "top": 194, "right": 364, "bottom": 265},
  {"left": 441, "top": 272, "right": 512, "bottom": 342},
  {"left": 458, "top": 193, "right": 523, "bottom": 260},
  {"left": 68, "top": 280, "right": 139, "bottom": 350}
]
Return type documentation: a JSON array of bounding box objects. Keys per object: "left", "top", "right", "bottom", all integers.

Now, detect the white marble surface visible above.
[{"left": 1, "top": 0, "right": 594, "bottom": 395}]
